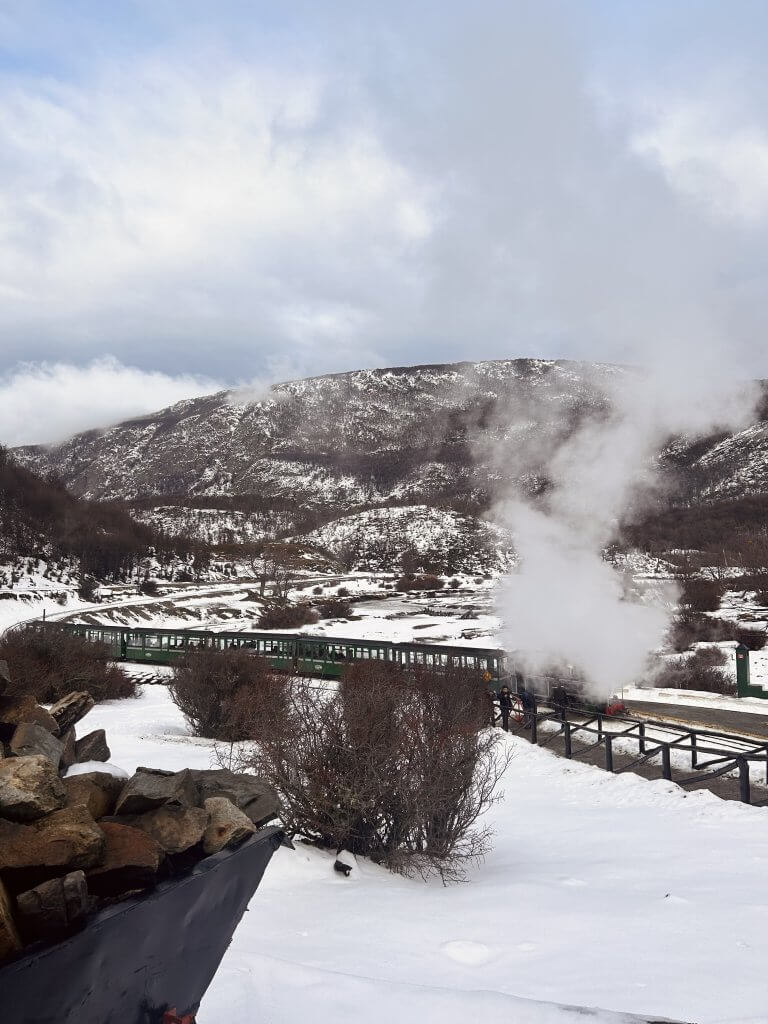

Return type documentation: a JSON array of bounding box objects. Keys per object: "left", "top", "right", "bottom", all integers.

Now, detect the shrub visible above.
[
  {"left": 395, "top": 574, "right": 445, "bottom": 592},
  {"left": 734, "top": 627, "right": 767, "bottom": 651},
  {"left": 668, "top": 612, "right": 732, "bottom": 652},
  {"left": 235, "top": 662, "right": 509, "bottom": 881},
  {"left": 170, "top": 648, "right": 287, "bottom": 741},
  {"left": 139, "top": 578, "right": 159, "bottom": 596},
  {"left": 679, "top": 578, "right": 723, "bottom": 613},
  {"left": 449, "top": 578, "right": 460, "bottom": 590},
  {"left": 653, "top": 647, "right": 734, "bottom": 695},
  {"left": 316, "top": 597, "right": 352, "bottom": 619},
  {"left": 336, "top": 586, "right": 350, "bottom": 597},
  {"left": 256, "top": 602, "right": 319, "bottom": 630},
  {"left": 312, "top": 586, "right": 323, "bottom": 595},
  {"left": 0, "top": 624, "right": 136, "bottom": 703},
  {"left": 78, "top": 576, "right": 98, "bottom": 602}
]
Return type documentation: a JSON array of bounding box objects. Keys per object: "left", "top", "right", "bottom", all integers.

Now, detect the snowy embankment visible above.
[{"left": 84, "top": 684, "right": 766, "bottom": 1024}]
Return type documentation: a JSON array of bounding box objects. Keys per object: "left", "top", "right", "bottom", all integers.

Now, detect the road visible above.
[{"left": 624, "top": 699, "right": 768, "bottom": 741}]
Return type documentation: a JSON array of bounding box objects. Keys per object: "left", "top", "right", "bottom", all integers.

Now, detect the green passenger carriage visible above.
[{"left": 62, "top": 623, "right": 505, "bottom": 682}]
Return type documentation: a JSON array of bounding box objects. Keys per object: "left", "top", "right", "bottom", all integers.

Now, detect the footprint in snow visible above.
[{"left": 441, "top": 940, "right": 492, "bottom": 966}]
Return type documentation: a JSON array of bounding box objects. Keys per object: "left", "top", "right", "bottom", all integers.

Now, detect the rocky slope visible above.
[{"left": 13, "top": 358, "right": 768, "bottom": 568}]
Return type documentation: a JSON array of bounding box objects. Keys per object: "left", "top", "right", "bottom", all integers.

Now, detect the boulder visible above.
[
  {"left": 0, "top": 660, "right": 11, "bottom": 695},
  {"left": 60, "top": 728, "right": 77, "bottom": 771},
  {"left": 48, "top": 691, "right": 95, "bottom": 736},
  {"left": 0, "top": 877, "right": 21, "bottom": 963},
  {"left": 15, "top": 870, "right": 89, "bottom": 943},
  {"left": 0, "top": 805, "right": 105, "bottom": 892},
  {"left": 0, "top": 755, "right": 66, "bottom": 822},
  {"left": 64, "top": 772, "right": 124, "bottom": 820},
  {"left": 202, "top": 797, "right": 255, "bottom": 856},
  {"left": 75, "top": 729, "right": 110, "bottom": 764},
  {"left": 189, "top": 769, "right": 279, "bottom": 826},
  {"left": 9, "top": 723, "right": 64, "bottom": 768},
  {"left": 0, "top": 696, "right": 58, "bottom": 739},
  {"left": 114, "top": 768, "right": 197, "bottom": 816},
  {"left": 86, "top": 823, "right": 161, "bottom": 900},
  {"left": 131, "top": 804, "right": 208, "bottom": 855}
]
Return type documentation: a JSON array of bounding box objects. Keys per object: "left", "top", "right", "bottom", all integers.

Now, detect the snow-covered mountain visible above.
[
  {"left": 14, "top": 358, "right": 620, "bottom": 509},
  {"left": 12, "top": 358, "right": 768, "bottom": 568}
]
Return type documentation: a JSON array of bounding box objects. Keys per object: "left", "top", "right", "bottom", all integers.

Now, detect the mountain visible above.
[
  {"left": 14, "top": 358, "right": 620, "bottom": 517},
  {"left": 12, "top": 358, "right": 768, "bottom": 572},
  {"left": 0, "top": 447, "right": 210, "bottom": 589}
]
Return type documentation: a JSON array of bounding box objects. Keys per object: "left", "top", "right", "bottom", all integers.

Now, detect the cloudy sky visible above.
[{"left": 1, "top": 0, "right": 767, "bottom": 443}]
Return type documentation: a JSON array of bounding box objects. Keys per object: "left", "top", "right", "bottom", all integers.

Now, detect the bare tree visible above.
[{"left": 235, "top": 662, "right": 510, "bottom": 881}]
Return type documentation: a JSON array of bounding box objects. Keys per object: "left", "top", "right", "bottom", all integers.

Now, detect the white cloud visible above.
[
  {"left": 631, "top": 102, "right": 768, "bottom": 225},
  {"left": 0, "top": 59, "right": 435, "bottom": 376},
  {"left": 0, "top": 358, "right": 222, "bottom": 446}
]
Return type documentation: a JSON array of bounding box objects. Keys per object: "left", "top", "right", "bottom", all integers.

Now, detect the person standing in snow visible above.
[
  {"left": 518, "top": 682, "right": 536, "bottom": 731},
  {"left": 498, "top": 685, "right": 513, "bottom": 731}
]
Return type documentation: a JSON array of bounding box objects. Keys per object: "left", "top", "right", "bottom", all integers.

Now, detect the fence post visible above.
[
  {"left": 530, "top": 710, "right": 537, "bottom": 745},
  {"left": 738, "top": 757, "right": 751, "bottom": 804},
  {"left": 564, "top": 721, "right": 572, "bottom": 758},
  {"left": 661, "top": 744, "right": 672, "bottom": 781},
  {"left": 638, "top": 722, "right": 645, "bottom": 755},
  {"left": 597, "top": 713, "right": 603, "bottom": 742},
  {"left": 604, "top": 734, "right": 614, "bottom": 773},
  {"left": 690, "top": 732, "right": 698, "bottom": 770}
]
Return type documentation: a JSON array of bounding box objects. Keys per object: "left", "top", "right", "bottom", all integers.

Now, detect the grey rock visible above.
[
  {"left": 60, "top": 728, "right": 77, "bottom": 771},
  {"left": 48, "top": 691, "right": 95, "bottom": 736},
  {"left": 86, "top": 822, "right": 161, "bottom": 900},
  {"left": 131, "top": 804, "right": 208, "bottom": 855},
  {"left": 64, "top": 771, "right": 124, "bottom": 820},
  {"left": 114, "top": 767, "right": 197, "bottom": 816},
  {"left": 202, "top": 796, "right": 255, "bottom": 856},
  {"left": 0, "top": 755, "right": 66, "bottom": 822},
  {"left": 189, "top": 769, "right": 279, "bottom": 826},
  {"left": 0, "top": 696, "right": 57, "bottom": 737},
  {"left": 74, "top": 729, "right": 110, "bottom": 763},
  {"left": 16, "top": 870, "right": 89, "bottom": 943},
  {"left": 0, "top": 805, "right": 105, "bottom": 892},
  {"left": 9, "top": 722, "right": 64, "bottom": 767},
  {"left": 0, "top": 660, "right": 11, "bottom": 695}
]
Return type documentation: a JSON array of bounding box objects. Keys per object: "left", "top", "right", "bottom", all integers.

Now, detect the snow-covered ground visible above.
[{"left": 83, "top": 684, "right": 768, "bottom": 1024}]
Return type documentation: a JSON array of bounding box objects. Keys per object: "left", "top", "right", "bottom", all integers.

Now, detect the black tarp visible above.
[{"left": 0, "top": 826, "right": 283, "bottom": 1024}]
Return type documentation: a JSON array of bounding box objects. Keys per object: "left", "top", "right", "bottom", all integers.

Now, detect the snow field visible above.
[{"left": 83, "top": 685, "right": 768, "bottom": 1024}]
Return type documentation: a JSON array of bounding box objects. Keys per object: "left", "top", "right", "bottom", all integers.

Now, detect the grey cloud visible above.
[{"left": 0, "top": 0, "right": 766, "bottom": 385}]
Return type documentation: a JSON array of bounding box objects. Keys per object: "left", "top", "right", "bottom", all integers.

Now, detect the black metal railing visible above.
[{"left": 515, "top": 699, "right": 768, "bottom": 807}]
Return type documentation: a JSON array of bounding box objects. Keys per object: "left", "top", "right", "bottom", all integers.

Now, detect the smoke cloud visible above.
[{"left": 493, "top": 367, "right": 759, "bottom": 697}]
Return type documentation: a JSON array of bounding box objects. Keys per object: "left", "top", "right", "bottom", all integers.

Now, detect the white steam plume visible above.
[{"left": 494, "top": 367, "right": 759, "bottom": 698}]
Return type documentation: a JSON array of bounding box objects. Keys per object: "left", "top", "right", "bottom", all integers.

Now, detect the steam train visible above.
[{"left": 60, "top": 623, "right": 624, "bottom": 713}]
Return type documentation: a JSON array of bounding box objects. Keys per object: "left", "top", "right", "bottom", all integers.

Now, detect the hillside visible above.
[
  {"left": 12, "top": 359, "right": 624, "bottom": 519},
  {"left": 13, "top": 358, "right": 768, "bottom": 572},
  {"left": 0, "top": 447, "right": 210, "bottom": 588}
]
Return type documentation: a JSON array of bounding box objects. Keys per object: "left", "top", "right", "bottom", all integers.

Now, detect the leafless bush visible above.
[
  {"left": 170, "top": 648, "right": 288, "bottom": 741},
  {"left": 668, "top": 612, "right": 732, "bottom": 652},
  {"left": 653, "top": 647, "right": 734, "bottom": 695},
  {"left": 256, "top": 601, "right": 319, "bottom": 630},
  {"left": 395, "top": 574, "right": 445, "bottom": 592},
  {"left": 237, "top": 662, "right": 510, "bottom": 881},
  {"left": 679, "top": 578, "right": 723, "bottom": 613},
  {"left": 0, "top": 624, "right": 136, "bottom": 703},
  {"left": 734, "top": 627, "right": 767, "bottom": 651},
  {"left": 315, "top": 597, "right": 352, "bottom": 619}
]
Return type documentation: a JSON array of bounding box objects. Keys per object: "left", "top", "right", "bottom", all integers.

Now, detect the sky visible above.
[{"left": 1, "top": 0, "right": 768, "bottom": 443}]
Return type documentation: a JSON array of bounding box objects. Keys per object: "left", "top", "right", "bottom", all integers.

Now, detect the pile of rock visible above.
[{"left": 0, "top": 663, "right": 279, "bottom": 965}]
